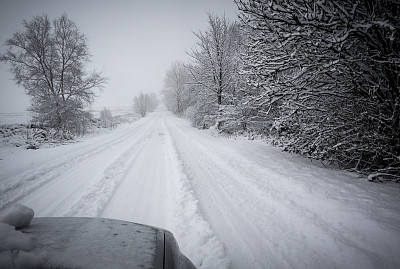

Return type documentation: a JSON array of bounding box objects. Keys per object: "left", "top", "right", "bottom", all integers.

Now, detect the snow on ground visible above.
[
  {"left": 89, "top": 106, "right": 135, "bottom": 117},
  {"left": 0, "top": 107, "right": 399, "bottom": 269},
  {"left": 0, "top": 107, "right": 134, "bottom": 125},
  {"left": 0, "top": 107, "right": 136, "bottom": 156},
  {"left": 167, "top": 116, "right": 400, "bottom": 269}
]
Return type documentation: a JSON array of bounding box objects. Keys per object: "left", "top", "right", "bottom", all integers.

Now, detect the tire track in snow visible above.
[
  {"left": 2, "top": 117, "right": 156, "bottom": 211},
  {"left": 167, "top": 121, "right": 299, "bottom": 268},
  {"left": 166, "top": 117, "right": 335, "bottom": 268},
  {"left": 21, "top": 118, "right": 159, "bottom": 217},
  {"left": 182, "top": 129, "right": 391, "bottom": 269},
  {"left": 65, "top": 133, "right": 149, "bottom": 217},
  {"left": 163, "top": 120, "right": 230, "bottom": 269},
  {"left": 166, "top": 117, "right": 345, "bottom": 268},
  {"left": 166, "top": 119, "right": 271, "bottom": 269},
  {"left": 96, "top": 113, "right": 230, "bottom": 269},
  {"left": 99, "top": 117, "right": 168, "bottom": 223},
  {"left": 166, "top": 117, "right": 400, "bottom": 269}
]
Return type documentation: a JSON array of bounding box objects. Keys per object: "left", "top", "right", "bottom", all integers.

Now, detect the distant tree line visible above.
[
  {"left": 162, "top": 1, "right": 400, "bottom": 182},
  {"left": 133, "top": 92, "right": 159, "bottom": 117}
]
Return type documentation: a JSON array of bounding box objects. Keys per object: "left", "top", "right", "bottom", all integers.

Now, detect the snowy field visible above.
[
  {"left": 0, "top": 107, "right": 134, "bottom": 125},
  {"left": 88, "top": 106, "right": 135, "bottom": 118},
  {"left": 0, "top": 107, "right": 137, "bottom": 151},
  {"left": 0, "top": 112, "right": 34, "bottom": 125},
  {"left": 1, "top": 107, "right": 400, "bottom": 269}
]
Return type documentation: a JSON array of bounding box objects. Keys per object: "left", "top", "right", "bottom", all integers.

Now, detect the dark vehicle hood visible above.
[{"left": 18, "top": 217, "right": 195, "bottom": 269}]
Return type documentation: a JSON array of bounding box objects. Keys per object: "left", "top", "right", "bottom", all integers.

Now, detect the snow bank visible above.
[
  {"left": 0, "top": 204, "right": 34, "bottom": 228},
  {"left": 0, "top": 223, "right": 34, "bottom": 251},
  {"left": 0, "top": 225, "right": 47, "bottom": 269},
  {"left": 164, "top": 125, "right": 230, "bottom": 269},
  {"left": 0, "top": 205, "right": 47, "bottom": 269}
]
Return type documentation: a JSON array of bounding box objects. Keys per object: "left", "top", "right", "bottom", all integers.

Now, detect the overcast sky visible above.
[{"left": 0, "top": 0, "right": 239, "bottom": 113}]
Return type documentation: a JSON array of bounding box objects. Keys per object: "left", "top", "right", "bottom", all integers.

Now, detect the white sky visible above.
[{"left": 0, "top": 0, "right": 239, "bottom": 113}]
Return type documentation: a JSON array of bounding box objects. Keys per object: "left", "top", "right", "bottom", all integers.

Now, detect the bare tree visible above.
[
  {"left": 0, "top": 14, "right": 107, "bottom": 134},
  {"left": 147, "top": 92, "right": 159, "bottom": 112},
  {"left": 100, "top": 107, "right": 114, "bottom": 129},
  {"left": 133, "top": 92, "right": 158, "bottom": 117},
  {"left": 188, "top": 13, "right": 241, "bottom": 105},
  {"left": 187, "top": 13, "right": 242, "bottom": 128},
  {"left": 163, "top": 61, "right": 192, "bottom": 115},
  {"left": 133, "top": 92, "right": 148, "bottom": 117}
]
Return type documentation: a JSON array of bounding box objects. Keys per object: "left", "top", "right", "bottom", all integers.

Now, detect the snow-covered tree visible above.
[
  {"left": 236, "top": 0, "right": 400, "bottom": 180},
  {"left": 100, "top": 107, "right": 114, "bottom": 129},
  {"left": 133, "top": 92, "right": 148, "bottom": 117},
  {"left": 0, "top": 14, "right": 107, "bottom": 135},
  {"left": 188, "top": 13, "right": 242, "bottom": 128},
  {"left": 163, "top": 61, "right": 192, "bottom": 115},
  {"left": 147, "top": 93, "right": 159, "bottom": 112},
  {"left": 133, "top": 92, "right": 158, "bottom": 117}
]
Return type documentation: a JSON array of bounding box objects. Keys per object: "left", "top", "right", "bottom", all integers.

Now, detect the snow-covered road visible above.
[{"left": 1, "top": 108, "right": 400, "bottom": 269}]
